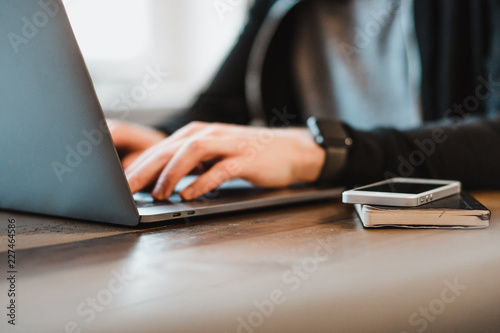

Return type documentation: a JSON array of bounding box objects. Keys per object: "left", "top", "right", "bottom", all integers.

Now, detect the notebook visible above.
[{"left": 354, "top": 192, "right": 490, "bottom": 229}]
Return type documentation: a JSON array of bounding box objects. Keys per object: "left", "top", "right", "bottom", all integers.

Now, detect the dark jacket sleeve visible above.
[
  {"left": 342, "top": 115, "right": 500, "bottom": 189},
  {"left": 157, "top": 0, "right": 276, "bottom": 134}
]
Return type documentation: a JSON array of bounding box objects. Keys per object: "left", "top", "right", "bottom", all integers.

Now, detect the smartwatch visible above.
[{"left": 306, "top": 117, "right": 353, "bottom": 183}]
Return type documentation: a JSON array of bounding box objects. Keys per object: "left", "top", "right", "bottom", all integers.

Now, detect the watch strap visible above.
[
  {"left": 317, "top": 146, "right": 348, "bottom": 183},
  {"left": 307, "top": 117, "right": 352, "bottom": 183}
]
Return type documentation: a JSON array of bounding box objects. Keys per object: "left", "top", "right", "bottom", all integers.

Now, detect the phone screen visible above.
[{"left": 356, "top": 182, "right": 444, "bottom": 194}]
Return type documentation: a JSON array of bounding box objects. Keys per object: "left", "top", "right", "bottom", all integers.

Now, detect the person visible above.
[{"left": 109, "top": 0, "right": 500, "bottom": 201}]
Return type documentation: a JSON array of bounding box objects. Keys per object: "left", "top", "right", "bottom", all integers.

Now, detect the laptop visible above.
[{"left": 0, "top": 0, "right": 342, "bottom": 226}]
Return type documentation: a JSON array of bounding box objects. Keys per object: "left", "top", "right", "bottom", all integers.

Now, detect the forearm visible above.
[{"left": 342, "top": 116, "right": 500, "bottom": 190}]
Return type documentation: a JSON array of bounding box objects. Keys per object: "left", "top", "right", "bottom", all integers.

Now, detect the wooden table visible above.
[{"left": 1, "top": 192, "right": 500, "bottom": 333}]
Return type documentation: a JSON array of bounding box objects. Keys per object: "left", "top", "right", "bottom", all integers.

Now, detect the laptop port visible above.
[
  {"left": 173, "top": 213, "right": 181, "bottom": 217},
  {"left": 187, "top": 211, "right": 195, "bottom": 215}
]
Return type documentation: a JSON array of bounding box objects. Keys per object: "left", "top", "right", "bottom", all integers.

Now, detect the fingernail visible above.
[
  {"left": 152, "top": 184, "right": 164, "bottom": 199},
  {"left": 181, "top": 188, "right": 194, "bottom": 201}
]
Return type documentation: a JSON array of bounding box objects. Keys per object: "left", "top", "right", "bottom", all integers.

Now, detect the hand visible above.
[
  {"left": 107, "top": 119, "right": 167, "bottom": 169},
  {"left": 125, "top": 121, "right": 326, "bottom": 201}
]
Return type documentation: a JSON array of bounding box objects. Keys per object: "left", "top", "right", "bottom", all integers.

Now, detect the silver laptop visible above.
[{"left": 0, "top": 0, "right": 342, "bottom": 226}]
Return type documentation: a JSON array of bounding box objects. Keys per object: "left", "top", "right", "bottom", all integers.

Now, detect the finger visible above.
[
  {"left": 151, "top": 137, "right": 240, "bottom": 200},
  {"left": 126, "top": 121, "right": 242, "bottom": 177},
  {"left": 167, "top": 121, "right": 241, "bottom": 142},
  {"left": 124, "top": 138, "right": 182, "bottom": 179},
  {"left": 124, "top": 126, "right": 223, "bottom": 193},
  {"left": 165, "top": 121, "right": 212, "bottom": 141},
  {"left": 126, "top": 122, "right": 242, "bottom": 195},
  {"left": 121, "top": 151, "right": 144, "bottom": 169},
  {"left": 125, "top": 142, "right": 183, "bottom": 193},
  {"left": 180, "top": 158, "right": 244, "bottom": 200},
  {"left": 122, "top": 123, "right": 214, "bottom": 177}
]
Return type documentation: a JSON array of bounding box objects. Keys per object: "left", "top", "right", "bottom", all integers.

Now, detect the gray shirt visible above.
[{"left": 292, "top": 0, "right": 422, "bottom": 130}]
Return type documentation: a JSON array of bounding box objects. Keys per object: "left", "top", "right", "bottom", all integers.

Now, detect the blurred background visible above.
[{"left": 64, "top": 0, "right": 252, "bottom": 125}]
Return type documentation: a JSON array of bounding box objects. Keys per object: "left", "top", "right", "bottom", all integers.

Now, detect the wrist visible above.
[{"left": 289, "top": 128, "right": 326, "bottom": 183}]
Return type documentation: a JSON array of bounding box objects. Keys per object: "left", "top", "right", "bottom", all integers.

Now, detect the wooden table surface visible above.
[{"left": 1, "top": 192, "right": 500, "bottom": 333}]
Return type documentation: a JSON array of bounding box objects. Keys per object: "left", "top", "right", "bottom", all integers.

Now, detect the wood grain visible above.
[{"left": 0, "top": 193, "right": 499, "bottom": 333}]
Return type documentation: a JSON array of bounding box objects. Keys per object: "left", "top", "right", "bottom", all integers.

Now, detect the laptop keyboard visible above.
[{"left": 133, "top": 176, "right": 254, "bottom": 207}]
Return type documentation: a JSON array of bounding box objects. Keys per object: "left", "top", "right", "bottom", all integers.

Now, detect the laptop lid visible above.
[{"left": 0, "top": 0, "right": 140, "bottom": 226}]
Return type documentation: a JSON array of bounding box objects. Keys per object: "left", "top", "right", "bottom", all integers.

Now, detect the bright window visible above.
[
  {"left": 64, "top": 0, "right": 251, "bottom": 123},
  {"left": 64, "top": 0, "right": 151, "bottom": 60}
]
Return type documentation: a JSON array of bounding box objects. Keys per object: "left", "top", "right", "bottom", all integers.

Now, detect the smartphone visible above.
[{"left": 342, "top": 178, "right": 461, "bottom": 207}]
